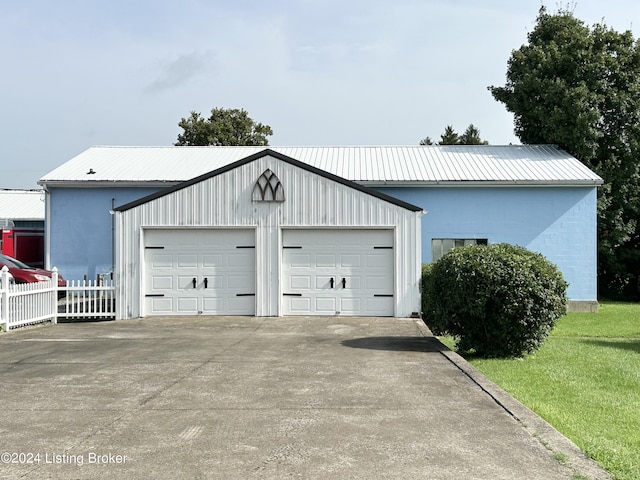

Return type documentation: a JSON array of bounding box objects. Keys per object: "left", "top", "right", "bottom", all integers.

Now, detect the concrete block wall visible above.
[
  {"left": 46, "top": 187, "right": 160, "bottom": 281},
  {"left": 377, "top": 186, "right": 598, "bottom": 302}
]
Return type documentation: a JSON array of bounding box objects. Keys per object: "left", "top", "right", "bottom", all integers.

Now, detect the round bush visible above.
[{"left": 422, "top": 243, "right": 568, "bottom": 358}]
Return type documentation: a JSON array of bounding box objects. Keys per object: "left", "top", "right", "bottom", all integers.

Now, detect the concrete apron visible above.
[{"left": 0, "top": 316, "right": 611, "bottom": 480}]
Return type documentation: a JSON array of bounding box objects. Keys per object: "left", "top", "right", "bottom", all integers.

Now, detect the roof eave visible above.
[
  {"left": 359, "top": 179, "right": 604, "bottom": 187},
  {"left": 37, "top": 180, "right": 183, "bottom": 188},
  {"left": 38, "top": 178, "right": 605, "bottom": 189}
]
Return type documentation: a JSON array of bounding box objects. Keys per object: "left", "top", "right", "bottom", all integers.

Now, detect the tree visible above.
[
  {"left": 439, "top": 125, "right": 459, "bottom": 145},
  {"left": 419, "top": 124, "right": 488, "bottom": 145},
  {"left": 489, "top": 6, "right": 640, "bottom": 300},
  {"left": 175, "top": 107, "right": 273, "bottom": 146},
  {"left": 458, "top": 124, "right": 489, "bottom": 145}
]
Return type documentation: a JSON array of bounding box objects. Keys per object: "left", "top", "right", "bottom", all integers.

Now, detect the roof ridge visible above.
[{"left": 86, "top": 144, "right": 550, "bottom": 149}]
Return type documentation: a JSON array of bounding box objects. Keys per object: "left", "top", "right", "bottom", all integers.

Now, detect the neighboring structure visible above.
[
  {"left": 0, "top": 189, "right": 45, "bottom": 267},
  {"left": 39, "top": 145, "right": 603, "bottom": 315}
]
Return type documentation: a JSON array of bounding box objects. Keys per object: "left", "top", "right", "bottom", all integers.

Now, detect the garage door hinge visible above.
[
  {"left": 373, "top": 246, "right": 393, "bottom": 249},
  {"left": 145, "top": 246, "right": 165, "bottom": 249},
  {"left": 145, "top": 294, "right": 165, "bottom": 297},
  {"left": 283, "top": 293, "right": 303, "bottom": 296},
  {"left": 236, "top": 245, "right": 255, "bottom": 249},
  {"left": 283, "top": 246, "right": 302, "bottom": 249},
  {"left": 236, "top": 293, "right": 255, "bottom": 297},
  {"left": 374, "top": 294, "right": 393, "bottom": 297}
]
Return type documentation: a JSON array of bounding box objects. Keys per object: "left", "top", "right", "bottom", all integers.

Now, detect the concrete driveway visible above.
[{"left": 0, "top": 317, "right": 610, "bottom": 479}]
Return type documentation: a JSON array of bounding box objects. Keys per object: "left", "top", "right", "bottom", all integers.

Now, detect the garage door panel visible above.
[
  {"left": 342, "top": 276, "right": 362, "bottom": 289},
  {"left": 340, "top": 254, "right": 361, "bottom": 267},
  {"left": 287, "top": 253, "right": 311, "bottom": 268},
  {"left": 315, "top": 276, "right": 333, "bottom": 289},
  {"left": 152, "top": 276, "right": 173, "bottom": 290},
  {"left": 365, "top": 275, "right": 389, "bottom": 290},
  {"left": 287, "top": 297, "right": 310, "bottom": 313},
  {"left": 315, "top": 297, "right": 337, "bottom": 313},
  {"left": 366, "top": 251, "right": 392, "bottom": 268},
  {"left": 202, "top": 296, "right": 224, "bottom": 312},
  {"left": 228, "top": 230, "right": 254, "bottom": 244},
  {"left": 178, "top": 275, "right": 196, "bottom": 289},
  {"left": 229, "top": 251, "right": 254, "bottom": 268},
  {"left": 333, "top": 231, "right": 359, "bottom": 245},
  {"left": 316, "top": 254, "right": 336, "bottom": 267},
  {"left": 206, "top": 275, "right": 224, "bottom": 289},
  {"left": 340, "top": 297, "right": 362, "bottom": 313},
  {"left": 282, "top": 229, "right": 394, "bottom": 316},
  {"left": 145, "top": 229, "right": 255, "bottom": 316},
  {"left": 177, "top": 297, "right": 198, "bottom": 312},
  {"left": 290, "top": 275, "right": 311, "bottom": 289},
  {"left": 228, "top": 275, "right": 252, "bottom": 290},
  {"left": 150, "top": 254, "right": 172, "bottom": 268},
  {"left": 177, "top": 255, "right": 198, "bottom": 268},
  {"left": 228, "top": 296, "right": 255, "bottom": 314},
  {"left": 367, "top": 297, "right": 394, "bottom": 315},
  {"left": 202, "top": 254, "right": 224, "bottom": 267},
  {"left": 150, "top": 297, "right": 173, "bottom": 313}
]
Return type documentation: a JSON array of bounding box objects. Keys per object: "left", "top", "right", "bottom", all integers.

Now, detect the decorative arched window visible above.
[{"left": 252, "top": 169, "right": 285, "bottom": 202}]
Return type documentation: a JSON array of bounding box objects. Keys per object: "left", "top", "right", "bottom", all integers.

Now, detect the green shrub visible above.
[{"left": 422, "top": 243, "right": 568, "bottom": 358}]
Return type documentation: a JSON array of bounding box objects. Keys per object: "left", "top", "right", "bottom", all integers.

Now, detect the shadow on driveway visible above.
[{"left": 341, "top": 335, "right": 448, "bottom": 352}]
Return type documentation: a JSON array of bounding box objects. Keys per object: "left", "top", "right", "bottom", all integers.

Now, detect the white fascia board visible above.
[
  {"left": 37, "top": 180, "right": 183, "bottom": 188},
  {"left": 359, "top": 179, "right": 604, "bottom": 187}
]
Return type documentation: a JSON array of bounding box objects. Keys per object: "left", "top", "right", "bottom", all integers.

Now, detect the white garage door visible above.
[
  {"left": 282, "top": 229, "right": 394, "bottom": 316},
  {"left": 144, "top": 229, "right": 255, "bottom": 316}
]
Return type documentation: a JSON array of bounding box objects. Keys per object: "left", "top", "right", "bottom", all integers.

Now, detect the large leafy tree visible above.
[
  {"left": 489, "top": 7, "right": 640, "bottom": 300},
  {"left": 175, "top": 107, "right": 273, "bottom": 146},
  {"left": 420, "top": 124, "right": 488, "bottom": 145}
]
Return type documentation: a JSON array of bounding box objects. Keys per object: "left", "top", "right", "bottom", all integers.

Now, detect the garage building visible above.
[
  {"left": 113, "top": 149, "right": 423, "bottom": 319},
  {"left": 39, "top": 144, "right": 602, "bottom": 314}
]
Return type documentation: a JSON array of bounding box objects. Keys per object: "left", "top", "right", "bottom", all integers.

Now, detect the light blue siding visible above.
[
  {"left": 376, "top": 186, "right": 598, "bottom": 301},
  {"left": 47, "top": 187, "right": 160, "bottom": 281},
  {"left": 47, "top": 184, "right": 598, "bottom": 302}
]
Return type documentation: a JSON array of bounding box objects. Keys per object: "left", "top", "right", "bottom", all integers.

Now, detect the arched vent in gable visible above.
[{"left": 252, "top": 169, "right": 285, "bottom": 202}]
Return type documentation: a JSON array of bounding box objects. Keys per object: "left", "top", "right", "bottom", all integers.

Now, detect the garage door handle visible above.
[
  {"left": 330, "top": 277, "right": 334, "bottom": 288},
  {"left": 192, "top": 277, "right": 197, "bottom": 288},
  {"left": 204, "top": 278, "right": 208, "bottom": 289},
  {"left": 341, "top": 278, "right": 346, "bottom": 288}
]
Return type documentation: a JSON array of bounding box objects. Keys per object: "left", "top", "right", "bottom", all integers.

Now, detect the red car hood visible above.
[{"left": 7, "top": 266, "right": 66, "bottom": 286}]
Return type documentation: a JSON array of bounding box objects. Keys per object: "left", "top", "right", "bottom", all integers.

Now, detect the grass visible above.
[{"left": 439, "top": 302, "right": 640, "bottom": 480}]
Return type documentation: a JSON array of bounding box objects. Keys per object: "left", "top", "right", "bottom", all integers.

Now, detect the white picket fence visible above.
[{"left": 0, "top": 266, "right": 116, "bottom": 331}]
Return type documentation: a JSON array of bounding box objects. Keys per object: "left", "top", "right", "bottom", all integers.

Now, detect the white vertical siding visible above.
[{"left": 115, "top": 155, "right": 422, "bottom": 319}]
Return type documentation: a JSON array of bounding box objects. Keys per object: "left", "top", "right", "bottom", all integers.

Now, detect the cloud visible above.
[{"left": 146, "top": 50, "right": 216, "bottom": 93}]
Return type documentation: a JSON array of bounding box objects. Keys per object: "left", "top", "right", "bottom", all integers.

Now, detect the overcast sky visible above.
[{"left": 2, "top": 0, "right": 640, "bottom": 189}]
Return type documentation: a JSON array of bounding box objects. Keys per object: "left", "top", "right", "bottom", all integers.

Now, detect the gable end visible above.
[{"left": 113, "top": 149, "right": 423, "bottom": 212}]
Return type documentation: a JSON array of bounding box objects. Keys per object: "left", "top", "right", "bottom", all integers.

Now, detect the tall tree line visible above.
[
  {"left": 490, "top": 6, "right": 640, "bottom": 300},
  {"left": 420, "top": 124, "right": 489, "bottom": 145}
]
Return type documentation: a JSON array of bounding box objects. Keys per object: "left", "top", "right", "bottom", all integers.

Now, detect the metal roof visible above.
[
  {"left": 38, "top": 145, "right": 603, "bottom": 187},
  {"left": 114, "top": 149, "right": 424, "bottom": 213},
  {"left": 0, "top": 189, "right": 45, "bottom": 221}
]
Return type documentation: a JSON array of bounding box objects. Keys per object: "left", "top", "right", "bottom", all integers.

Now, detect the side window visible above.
[{"left": 431, "top": 238, "right": 488, "bottom": 262}]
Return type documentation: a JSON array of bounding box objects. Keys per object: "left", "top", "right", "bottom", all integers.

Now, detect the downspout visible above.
[
  {"left": 42, "top": 187, "right": 51, "bottom": 270},
  {"left": 111, "top": 198, "right": 115, "bottom": 276}
]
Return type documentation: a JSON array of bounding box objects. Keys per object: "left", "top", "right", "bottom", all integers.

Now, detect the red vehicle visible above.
[{"left": 0, "top": 254, "right": 65, "bottom": 287}]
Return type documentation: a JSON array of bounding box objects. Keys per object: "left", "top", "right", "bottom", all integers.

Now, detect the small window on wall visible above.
[{"left": 431, "top": 238, "right": 488, "bottom": 262}]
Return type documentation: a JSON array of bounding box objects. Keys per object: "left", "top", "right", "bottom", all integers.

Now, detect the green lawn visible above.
[{"left": 440, "top": 302, "right": 640, "bottom": 480}]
